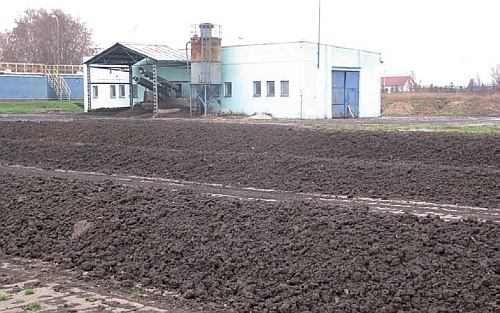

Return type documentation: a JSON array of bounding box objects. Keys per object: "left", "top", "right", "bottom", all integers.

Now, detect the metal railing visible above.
[
  {"left": 44, "top": 65, "right": 72, "bottom": 101},
  {"left": 60, "top": 75, "right": 72, "bottom": 101},
  {"left": 0, "top": 62, "right": 83, "bottom": 75}
]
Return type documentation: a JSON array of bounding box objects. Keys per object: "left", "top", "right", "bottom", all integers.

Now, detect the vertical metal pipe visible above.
[
  {"left": 204, "top": 84, "right": 207, "bottom": 116},
  {"left": 86, "top": 65, "right": 91, "bottom": 111},
  {"left": 186, "top": 41, "right": 192, "bottom": 117},
  {"left": 153, "top": 60, "right": 158, "bottom": 116},
  {"left": 52, "top": 15, "right": 60, "bottom": 74},
  {"left": 317, "top": 0, "right": 321, "bottom": 69},
  {"left": 128, "top": 65, "right": 133, "bottom": 107},
  {"left": 300, "top": 89, "right": 303, "bottom": 119},
  {"left": 52, "top": 15, "right": 61, "bottom": 99}
]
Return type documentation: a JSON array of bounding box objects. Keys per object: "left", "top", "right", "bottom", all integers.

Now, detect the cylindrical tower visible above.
[
  {"left": 190, "top": 23, "right": 222, "bottom": 84},
  {"left": 189, "top": 23, "right": 222, "bottom": 115}
]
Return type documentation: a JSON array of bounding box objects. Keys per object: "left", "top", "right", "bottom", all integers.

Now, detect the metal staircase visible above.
[{"left": 45, "top": 65, "right": 71, "bottom": 101}]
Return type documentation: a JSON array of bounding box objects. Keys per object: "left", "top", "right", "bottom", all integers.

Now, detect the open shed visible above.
[{"left": 83, "top": 42, "right": 188, "bottom": 114}]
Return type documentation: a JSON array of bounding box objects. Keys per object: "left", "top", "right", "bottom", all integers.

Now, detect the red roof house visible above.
[{"left": 381, "top": 76, "right": 416, "bottom": 93}]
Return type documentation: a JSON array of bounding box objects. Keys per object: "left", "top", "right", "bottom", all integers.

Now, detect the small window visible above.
[
  {"left": 281, "top": 80, "right": 289, "bottom": 97},
  {"left": 92, "top": 85, "right": 99, "bottom": 98},
  {"left": 110, "top": 85, "right": 116, "bottom": 98},
  {"left": 224, "top": 82, "right": 232, "bottom": 97},
  {"left": 266, "top": 81, "right": 275, "bottom": 97},
  {"left": 253, "top": 81, "right": 261, "bottom": 97},
  {"left": 132, "top": 84, "right": 138, "bottom": 98},
  {"left": 119, "top": 84, "right": 126, "bottom": 98}
]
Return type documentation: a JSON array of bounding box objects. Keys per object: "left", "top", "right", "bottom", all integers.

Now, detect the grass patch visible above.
[
  {"left": 26, "top": 303, "right": 42, "bottom": 310},
  {"left": 315, "top": 125, "right": 500, "bottom": 134},
  {"left": 16, "top": 299, "right": 25, "bottom": 304},
  {"left": 0, "top": 294, "right": 9, "bottom": 301},
  {"left": 131, "top": 291, "right": 140, "bottom": 297},
  {"left": 437, "top": 111, "right": 465, "bottom": 116},
  {"left": 24, "top": 288, "right": 35, "bottom": 295},
  {"left": 0, "top": 100, "right": 83, "bottom": 114}
]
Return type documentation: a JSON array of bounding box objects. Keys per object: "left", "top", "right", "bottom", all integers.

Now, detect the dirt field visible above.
[
  {"left": 0, "top": 115, "right": 499, "bottom": 312},
  {"left": 381, "top": 92, "right": 500, "bottom": 117}
]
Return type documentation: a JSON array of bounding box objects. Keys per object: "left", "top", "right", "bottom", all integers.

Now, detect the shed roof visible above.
[{"left": 84, "top": 42, "right": 188, "bottom": 66}]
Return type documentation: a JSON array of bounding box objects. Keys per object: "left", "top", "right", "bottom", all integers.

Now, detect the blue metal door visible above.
[
  {"left": 331, "top": 71, "right": 345, "bottom": 118},
  {"left": 332, "top": 71, "right": 359, "bottom": 118}
]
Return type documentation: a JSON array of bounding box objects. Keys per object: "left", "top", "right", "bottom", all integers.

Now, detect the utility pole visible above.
[
  {"left": 52, "top": 14, "right": 61, "bottom": 100},
  {"left": 52, "top": 15, "right": 60, "bottom": 76}
]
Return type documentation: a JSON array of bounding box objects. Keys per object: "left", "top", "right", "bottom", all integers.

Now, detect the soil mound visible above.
[{"left": 0, "top": 119, "right": 498, "bottom": 312}]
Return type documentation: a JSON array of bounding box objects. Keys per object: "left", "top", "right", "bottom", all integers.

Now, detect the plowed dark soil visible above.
[{"left": 0, "top": 118, "right": 499, "bottom": 313}]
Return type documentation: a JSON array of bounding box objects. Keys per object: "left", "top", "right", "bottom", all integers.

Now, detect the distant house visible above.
[{"left": 381, "top": 76, "right": 416, "bottom": 93}]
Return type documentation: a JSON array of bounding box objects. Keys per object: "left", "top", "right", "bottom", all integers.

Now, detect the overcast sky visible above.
[{"left": 1, "top": 0, "right": 497, "bottom": 86}]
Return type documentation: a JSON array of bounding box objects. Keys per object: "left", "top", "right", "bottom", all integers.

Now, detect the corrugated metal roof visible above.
[
  {"left": 120, "top": 43, "right": 187, "bottom": 62},
  {"left": 84, "top": 42, "right": 188, "bottom": 66}
]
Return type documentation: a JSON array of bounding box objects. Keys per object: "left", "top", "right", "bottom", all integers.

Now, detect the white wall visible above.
[
  {"left": 356, "top": 51, "right": 382, "bottom": 117},
  {"left": 221, "top": 41, "right": 381, "bottom": 119},
  {"left": 83, "top": 65, "right": 131, "bottom": 112},
  {"left": 221, "top": 43, "right": 310, "bottom": 118}
]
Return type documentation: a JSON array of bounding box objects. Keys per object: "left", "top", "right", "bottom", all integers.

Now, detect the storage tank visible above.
[
  {"left": 190, "top": 23, "right": 222, "bottom": 85},
  {"left": 189, "top": 23, "right": 222, "bottom": 115}
]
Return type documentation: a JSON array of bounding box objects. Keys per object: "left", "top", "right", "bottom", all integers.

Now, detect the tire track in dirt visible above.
[{"left": 3, "top": 164, "right": 497, "bottom": 223}]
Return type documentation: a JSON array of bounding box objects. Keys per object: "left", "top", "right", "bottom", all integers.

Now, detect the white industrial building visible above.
[
  {"left": 84, "top": 24, "right": 382, "bottom": 119},
  {"left": 83, "top": 57, "right": 131, "bottom": 110},
  {"left": 221, "top": 41, "right": 381, "bottom": 118}
]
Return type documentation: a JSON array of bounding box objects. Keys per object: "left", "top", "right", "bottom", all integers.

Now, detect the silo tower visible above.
[{"left": 190, "top": 23, "right": 222, "bottom": 115}]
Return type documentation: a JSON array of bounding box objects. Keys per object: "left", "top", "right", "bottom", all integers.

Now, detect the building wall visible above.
[
  {"left": 352, "top": 50, "right": 382, "bottom": 117},
  {"left": 0, "top": 74, "right": 84, "bottom": 100},
  {"left": 221, "top": 42, "right": 309, "bottom": 118},
  {"left": 81, "top": 42, "right": 380, "bottom": 117},
  {"left": 0, "top": 74, "right": 48, "bottom": 99},
  {"left": 83, "top": 65, "right": 131, "bottom": 111},
  {"left": 64, "top": 76, "right": 85, "bottom": 99},
  {"left": 221, "top": 41, "right": 381, "bottom": 119}
]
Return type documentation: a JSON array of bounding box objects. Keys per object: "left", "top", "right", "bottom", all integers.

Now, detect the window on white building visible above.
[
  {"left": 253, "top": 81, "right": 261, "bottom": 97},
  {"left": 267, "top": 81, "right": 275, "bottom": 97},
  {"left": 110, "top": 85, "right": 116, "bottom": 98},
  {"left": 224, "top": 82, "right": 232, "bottom": 97},
  {"left": 92, "top": 85, "right": 99, "bottom": 98},
  {"left": 119, "top": 85, "right": 126, "bottom": 98},
  {"left": 281, "top": 80, "right": 289, "bottom": 97}
]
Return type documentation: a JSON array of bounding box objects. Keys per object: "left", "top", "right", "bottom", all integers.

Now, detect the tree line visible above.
[{"left": 0, "top": 8, "right": 96, "bottom": 65}]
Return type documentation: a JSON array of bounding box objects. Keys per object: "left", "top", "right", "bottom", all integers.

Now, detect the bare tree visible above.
[
  {"left": 475, "top": 73, "right": 482, "bottom": 87},
  {"left": 0, "top": 8, "right": 97, "bottom": 65},
  {"left": 491, "top": 64, "right": 500, "bottom": 86},
  {"left": 0, "top": 33, "right": 4, "bottom": 57}
]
